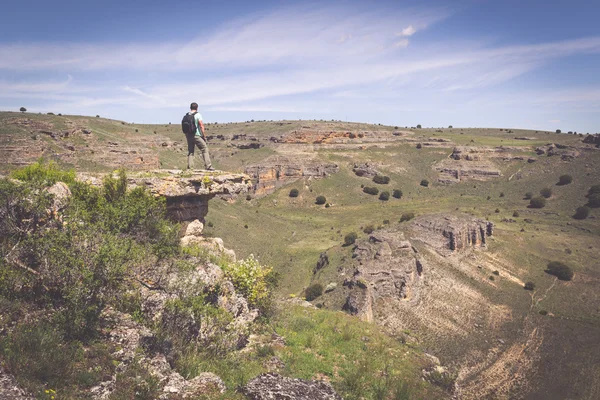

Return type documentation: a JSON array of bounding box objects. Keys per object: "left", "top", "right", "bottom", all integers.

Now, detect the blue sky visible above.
[{"left": 1, "top": 0, "right": 599, "bottom": 132}]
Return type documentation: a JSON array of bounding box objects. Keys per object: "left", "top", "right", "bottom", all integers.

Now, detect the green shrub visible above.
[
  {"left": 557, "top": 174, "right": 573, "bottom": 185},
  {"left": 529, "top": 196, "right": 546, "bottom": 208},
  {"left": 392, "top": 189, "right": 402, "bottom": 199},
  {"left": 373, "top": 175, "right": 390, "bottom": 184},
  {"left": 379, "top": 191, "right": 390, "bottom": 201},
  {"left": 513, "top": 210, "right": 520, "bottom": 217},
  {"left": 524, "top": 192, "right": 533, "bottom": 200},
  {"left": 420, "top": 179, "right": 429, "bottom": 187},
  {"left": 305, "top": 283, "right": 324, "bottom": 301},
  {"left": 416, "top": 124, "right": 422, "bottom": 129},
  {"left": 545, "top": 261, "right": 574, "bottom": 281},
  {"left": 416, "top": 143, "right": 422, "bottom": 149},
  {"left": 20, "top": 107, "right": 26, "bottom": 112},
  {"left": 363, "top": 186, "right": 379, "bottom": 195},
  {"left": 10, "top": 159, "right": 75, "bottom": 185},
  {"left": 524, "top": 281, "right": 535, "bottom": 291},
  {"left": 400, "top": 212, "right": 415, "bottom": 222},
  {"left": 363, "top": 225, "right": 374, "bottom": 234},
  {"left": 289, "top": 188, "right": 299, "bottom": 197},
  {"left": 344, "top": 232, "right": 358, "bottom": 246},
  {"left": 573, "top": 206, "right": 590, "bottom": 220},
  {"left": 221, "top": 255, "right": 276, "bottom": 311},
  {"left": 587, "top": 192, "right": 600, "bottom": 208},
  {"left": 316, "top": 195, "right": 327, "bottom": 205},
  {"left": 540, "top": 187, "right": 552, "bottom": 198},
  {"left": 588, "top": 185, "right": 600, "bottom": 195}
]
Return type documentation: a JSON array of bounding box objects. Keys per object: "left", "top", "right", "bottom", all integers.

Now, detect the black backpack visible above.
[{"left": 181, "top": 112, "right": 196, "bottom": 135}]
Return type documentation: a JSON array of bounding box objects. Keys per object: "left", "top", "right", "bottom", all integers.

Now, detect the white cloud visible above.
[{"left": 398, "top": 25, "right": 416, "bottom": 37}]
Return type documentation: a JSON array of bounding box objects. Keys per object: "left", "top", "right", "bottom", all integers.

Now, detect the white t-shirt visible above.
[{"left": 193, "top": 112, "right": 203, "bottom": 136}]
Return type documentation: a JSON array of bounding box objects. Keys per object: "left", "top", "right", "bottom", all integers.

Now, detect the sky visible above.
[{"left": 1, "top": 0, "right": 599, "bottom": 132}]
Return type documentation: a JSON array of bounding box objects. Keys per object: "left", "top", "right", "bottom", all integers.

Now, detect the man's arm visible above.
[{"left": 199, "top": 120, "right": 205, "bottom": 136}]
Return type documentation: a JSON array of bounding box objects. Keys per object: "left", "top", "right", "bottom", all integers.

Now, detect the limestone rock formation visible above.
[
  {"left": 79, "top": 170, "right": 252, "bottom": 222},
  {"left": 245, "top": 157, "right": 339, "bottom": 196},
  {"left": 410, "top": 213, "right": 493, "bottom": 255},
  {"left": 242, "top": 373, "right": 342, "bottom": 400},
  {"left": 352, "top": 162, "right": 379, "bottom": 177}
]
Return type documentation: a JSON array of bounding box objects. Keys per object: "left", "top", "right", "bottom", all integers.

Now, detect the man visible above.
[{"left": 186, "top": 102, "right": 213, "bottom": 170}]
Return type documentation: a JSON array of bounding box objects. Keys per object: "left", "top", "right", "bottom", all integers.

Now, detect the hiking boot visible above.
[{"left": 207, "top": 167, "right": 216, "bottom": 171}]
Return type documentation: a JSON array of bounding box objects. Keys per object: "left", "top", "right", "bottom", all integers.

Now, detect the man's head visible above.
[{"left": 190, "top": 102, "right": 198, "bottom": 111}]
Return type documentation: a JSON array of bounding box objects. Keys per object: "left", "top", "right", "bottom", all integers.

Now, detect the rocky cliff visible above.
[
  {"left": 79, "top": 170, "right": 252, "bottom": 222},
  {"left": 244, "top": 157, "right": 339, "bottom": 196}
]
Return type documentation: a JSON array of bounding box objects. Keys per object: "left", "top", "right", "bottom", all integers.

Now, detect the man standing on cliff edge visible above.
[{"left": 184, "top": 102, "right": 213, "bottom": 170}]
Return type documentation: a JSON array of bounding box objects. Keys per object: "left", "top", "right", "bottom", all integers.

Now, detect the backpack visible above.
[{"left": 181, "top": 112, "right": 197, "bottom": 135}]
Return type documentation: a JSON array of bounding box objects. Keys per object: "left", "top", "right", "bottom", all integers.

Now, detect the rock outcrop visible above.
[
  {"left": 244, "top": 157, "right": 339, "bottom": 196},
  {"left": 410, "top": 214, "right": 493, "bottom": 255},
  {"left": 242, "top": 373, "right": 342, "bottom": 400},
  {"left": 79, "top": 170, "right": 252, "bottom": 222}
]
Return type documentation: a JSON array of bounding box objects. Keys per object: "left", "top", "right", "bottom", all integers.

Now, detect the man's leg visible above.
[
  {"left": 194, "top": 136, "right": 212, "bottom": 170},
  {"left": 186, "top": 134, "right": 195, "bottom": 169}
]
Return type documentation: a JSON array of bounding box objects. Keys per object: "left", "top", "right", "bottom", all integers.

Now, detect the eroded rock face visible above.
[
  {"left": 245, "top": 158, "right": 339, "bottom": 196},
  {"left": 243, "top": 373, "right": 342, "bottom": 400},
  {"left": 410, "top": 213, "right": 493, "bottom": 255},
  {"left": 342, "top": 231, "right": 423, "bottom": 322},
  {"left": 352, "top": 162, "right": 379, "bottom": 177}
]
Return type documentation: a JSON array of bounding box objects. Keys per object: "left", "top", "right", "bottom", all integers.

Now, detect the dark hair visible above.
[{"left": 190, "top": 102, "right": 198, "bottom": 111}]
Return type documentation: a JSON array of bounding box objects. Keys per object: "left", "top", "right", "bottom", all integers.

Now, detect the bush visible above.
[
  {"left": 589, "top": 185, "right": 600, "bottom": 195},
  {"left": 373, "top": 175, "right": 390, "bottom": 184},
  {"left": 573, "top": 206, "right": 590, "bottom": 220},
  {"left": 417, "top": 124, "right": 422, "bottom": 129},
  {"left": 19, "top": 107, "right": 26, "bottom": 112},
  {"left": 363, "top": 186, "right": 379, "bottom": 195},
  {"left": 588, "top": 194, "right": 600, "bottom": 208},
  {"left": 10, "top": 159, "right": 75, "bottom": 185},
  {"left": 221, "top": 255, "right": 276, "bottom": 310},
  {"left": 400, "top": 212, "right": 415, "bottom": 222},
  {"left": 524, "top": 192, "right": 533, "bottom": 200},
  {"left": 420, "top": 179, "right": 429, "bottom": 187},
  {"left": 392, "top": 189, "right": 402, "bottom": 199},
  {"left": 545, "top": 261, "right": 574, "bottom": 281},
  {"left": 529, "top": 196, "right": 546, "bottom": 208},
  {"left": 305, "top": 283, "right": 324, "bottom": 301},
  {"left": 524, "top": 281, "right": 535, "bottom": 291},
  {"left": 540, "top": 187, "right": 552, "bottom": 198},
  {"left": 379, "top": 191, "right": 390, "bottom": 201},
  {"left": 557, "top": 174, "right": 573, "bottom": 185},
  {"left": 315, "top": 195, "right": 326, "bottom": 205},
  {"left": 344, "top": 232, "right": 358, "bottom": 246},
  {"left": 556, "top": 129, "right": 561, "bottom": 133},
  {"left": 513, "top": 210, "right": 520, "bottom": 217},
  {"left": 416, "top": 143, "right": 422, "bottom": 149},
  {"left": 363, "top": 225, "right": 374, "bottom": 234},
  {"left": 289, "top": 188, "right": 299, "bottom": 197}
]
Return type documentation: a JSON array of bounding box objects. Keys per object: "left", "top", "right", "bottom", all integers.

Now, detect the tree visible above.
[
  {"left": 416, "top": 143, "right": 422, "bottom": 149},
  {"left": 363, "top": 187, "right": 379, "bottom": 195},
  {"left": 524, "top": 192, "right": 533, "bottom": 200},
  {"left": 315, "top": 195, "right": 326, "bottom": 205},
  {"left": 400, "top": 212, "right": 415, "bottom": 222},
  {"left": 524, "top": 281, "right": 535, "bottom": 291},
  {"left": 420, "top": 179, "right": 429, "bottom": 187},
  {"left": 529, "top": 197, "right": 546, "bottom": 208},
  {"left": 448, "top": 125, "right": 453, "bottom": 128},
  {"left": 545, "top": 261, "right": 574, "bottom": 281},
  {"left": 379, "top": 191, "right": 390, "bottom": 201},
  {"left": 392, "top": 189, "right": 403, "bottom": 199},
  {"left": 344, "top": 232, "right": 358, "bottom": 246},
  {"left": 417, "top": 124, "right": 422, "bottom": 129},
  {"left": 540, "top": 187, "right": 552, "bottom": 198},
  {"left": 573, "top": 206, "right": 590, "bottom": 220},
  {"left": 305, "top": 283, "right": 324, "bottom": 301},
  {"left": 557, "top": 175, "right": 573, "bottom": 185},
  {"left": 556, "top": 129, "right": 561, "bottom": 133},
  {"left": 19, "top": 107, "right": 26, "bottom": 113},
  {"left": 289, "top": 188, "right": 299, "bottom": 198},
  {"left": 373, "top": 175, "right": 390, "bottom": 184}
]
